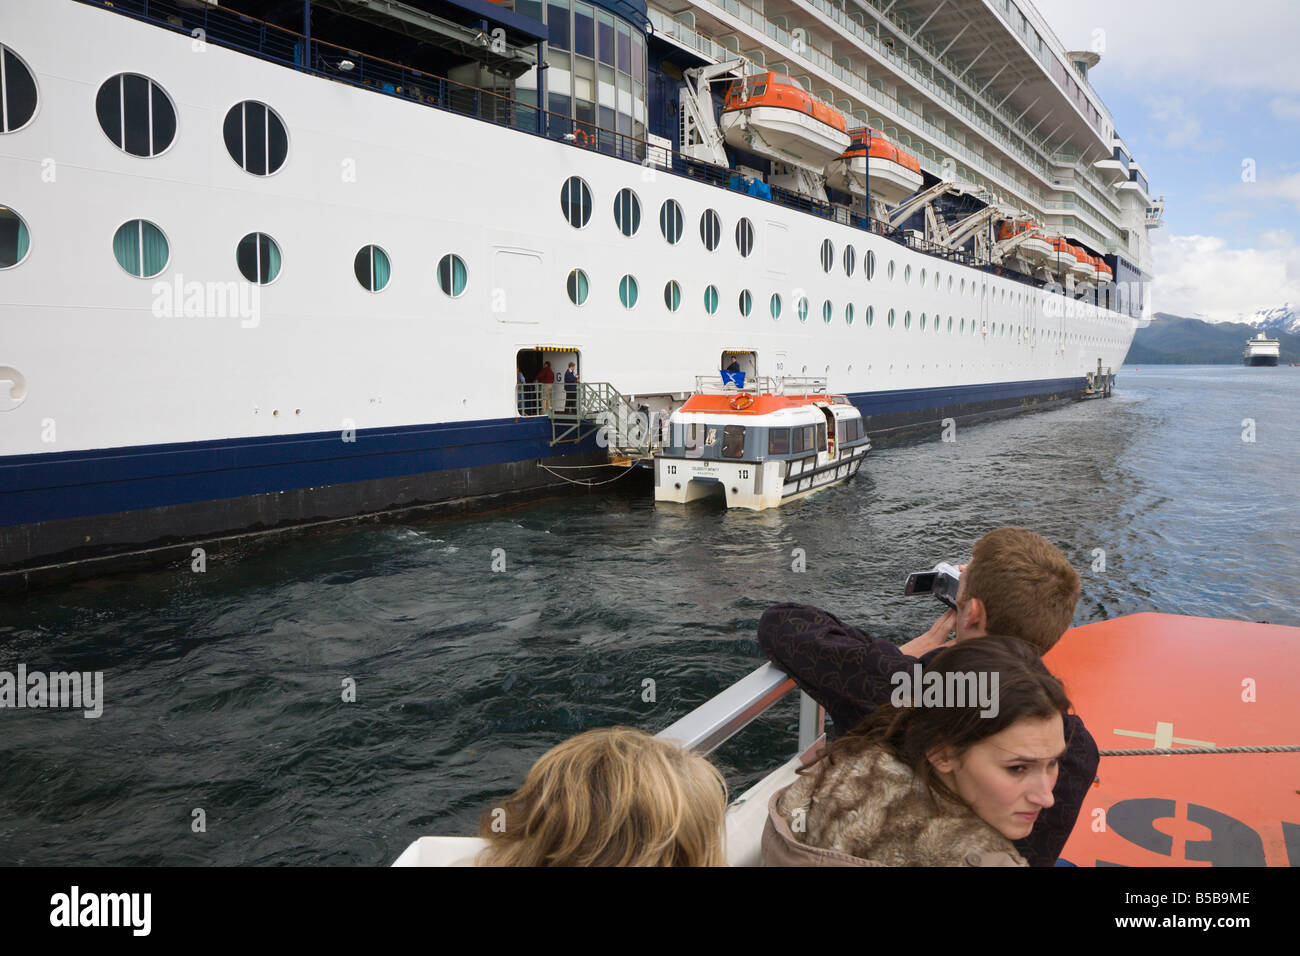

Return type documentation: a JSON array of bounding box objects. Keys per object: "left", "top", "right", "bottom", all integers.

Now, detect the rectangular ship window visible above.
[
  {"left": 768, "top": 428, "right": 789, "bottom": 455},
  {"left": 722, "top": 425, "right": 746, "bottom": 459}
]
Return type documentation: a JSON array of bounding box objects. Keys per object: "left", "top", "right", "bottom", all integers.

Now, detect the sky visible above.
[{"left": 1031, "top": 0, "right": 1300, "bottom": 321}]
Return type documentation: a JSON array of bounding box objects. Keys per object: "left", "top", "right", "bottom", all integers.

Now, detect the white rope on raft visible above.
[
  {"left": 1098, "top": 745, "right": 1300, "bottom": 756},
  {"left": 538, "top": 463, "right": 641, "bottom": 487}
]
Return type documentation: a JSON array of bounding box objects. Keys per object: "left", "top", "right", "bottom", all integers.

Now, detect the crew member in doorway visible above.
[
  {"left": 517, "top": 367, "right": 527, "bottom": 415},
  {"left": 564, "top": 362, "right": 579, "bottom": 413},
  {"left": 537, "top": 361, "right": 555, "bottom": 413},
  {"left": 726, "top": 358, "right": 741, "bottom": 374}
]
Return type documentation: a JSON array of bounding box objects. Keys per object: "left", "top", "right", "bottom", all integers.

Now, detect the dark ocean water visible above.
[{"left": 1, "top": 365, "right": 1297, "bottom": 865}]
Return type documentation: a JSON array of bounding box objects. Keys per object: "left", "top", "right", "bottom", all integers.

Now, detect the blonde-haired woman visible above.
[{"left": 477, "top": 726, "right": 727, "bottom": 866}]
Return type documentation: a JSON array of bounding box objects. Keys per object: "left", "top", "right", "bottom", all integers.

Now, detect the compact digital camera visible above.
[{"left": 903, "top": 562, "right": 962, "bottom": 610}]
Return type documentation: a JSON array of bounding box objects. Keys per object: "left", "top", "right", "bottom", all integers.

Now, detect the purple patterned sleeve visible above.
[{"left": 757, "top": 602, "right": 920, "bottom": 735}]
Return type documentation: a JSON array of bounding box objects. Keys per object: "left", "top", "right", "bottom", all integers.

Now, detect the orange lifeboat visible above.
[
  {"left": 997, "top": 218, "right": 1053, "bottom": 265},
  {"left": 1068, "top": 243, "right": 1094, "bottom": 282},
  {"left": 719, "top": 73, "right": 851, "bottom": 174},
  {"left": 825, "top": 127, "right": 923, "bottom": 203}
]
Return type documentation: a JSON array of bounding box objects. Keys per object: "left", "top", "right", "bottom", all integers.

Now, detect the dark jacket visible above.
[{"left": 757, "top": 602, "right": 1099, "bottom": 867}]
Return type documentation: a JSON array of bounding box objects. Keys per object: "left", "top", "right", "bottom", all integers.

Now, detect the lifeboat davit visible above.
[
  {"left": 825, "top": 127, "right": 923, "bottom": 203},
  {"left": 719, "top": 73, "right": 850, "bottom": 173},
  {"left": 997, "top": 218, "right": 1053, "bottom": 265}
]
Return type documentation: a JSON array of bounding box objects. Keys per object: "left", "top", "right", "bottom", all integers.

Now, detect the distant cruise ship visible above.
[
  {"left": 1243, "top": 333, "right": 1280, "bottom": 367},
  {"left": 0, "top": 0, "right": 1162, "bottom": 584}
]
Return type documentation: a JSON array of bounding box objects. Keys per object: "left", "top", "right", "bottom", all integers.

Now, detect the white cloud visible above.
[
  {"left": 1270, "top": 97, "right": 1300, "bottom": 120},
  {"left": 1151, "top": 230, "right": 1300, "bottom": 320},
  {"left": 1252, "top": 171, "right": 1300, "bottom": 213},
  {"left": 1032, "top": 0, "right": 1300, "bottom": 93},
  {"left": 1143, "top": 95, "right": 1223, "bottom": 151}
]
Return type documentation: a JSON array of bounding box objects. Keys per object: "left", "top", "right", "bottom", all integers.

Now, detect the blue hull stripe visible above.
[{"left": 1, "top": 377, "right": 1083, "bottom": 528}]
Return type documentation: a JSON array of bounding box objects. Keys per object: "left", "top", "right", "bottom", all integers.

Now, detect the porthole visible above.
[
  {"left": 567, "top": 268, "right": 589, "bottom": 306},
  {"left": 822, "top": 300, "right": 832, "bottom": 324},
  {"left": 887, "top": 259, "right": 895, "bottom": 280},
  {"left": 664, "top": 279, "right": 681, "bottom": 311},
  {"left": 223, "top": 101, "right": 288, "bottom": 175},
  {"left": 0, "top": 45, "right": 39, "bottom": 133},
  {"left": 700, "top": 209, "right": 721, "bottom": 251},
  {"left": 0, "top": 206, "right": 31, "bottom": 268},
  {"left": 843, "top": 245, "right": 856, "bottom": 277},
  {"left": 96, "top": 73, "right": 176, "bottom": 157},
  {"left": 820, "top": 239, "right": 833, "bottom": 273},
  {"left": 948, "top": 276, "right": 954, "bottom": 292},
  {"left": 739, "top": 289, "right": 752, "bottom": 316},
  {"left": 735, "top": 217, "right": 754, "bottom": 257},
  {"left": 236, "top": 232, "right": 282, "bottom": 285},
  {"left": 887, "top": 308, "right": 895, "bottom": 328},
  {"left": 112, "top": 219, "right": 169, "bottom": 278},
  {"left": 797, "top": 297, "right": 809, "bottom": 322},
  {"left": 704, "top": 284, "right": 719, "bottom": 314},
  {"left": 947, "top": 315, "right": 953, "bottom": 333},
  {"left": 960, "top": 278, "right": 966, "bottom": 293},
  {"left": 845, "top": 303, "right": 854, "bottom": 326},
  {"left": 437, "top": 253, "right": 467, "bottom": 297},
  {"left": 904, "top": 310, "right": 911, "bottom": 329},
  {"left": 960, "top": 318, "right": 966, "bottom": 333},
  {"left": 904, "top": 264, "right": 912, "bottom": 284},
  {"left": 613, "top": 188, "right": 641, "bottom": 236},
  {"left": 354, "top": 244, "right": 390, "bottom": 291},
  {"left": 920, "top": 268, "right": 927, "bottom": 287},
  {"left": 659, "top": 199, "right": 683, "bottom": 244},
  {"left": 560, "top": 176, "right": 592, "bottom": 228},
  {"left": 770, "top": 292, "right": 782, "bottom": 320},
  {"left": 619, "top": 274, "right": 638, "bottom": 309},
  {"left": 865, "top": 249, "right": 876, "bottom": 281},
  {"left": 934, "top": 272, "right": 940, "bottom": 290},
  {"left": 866, "top": 305, "right": 874, "bottom": 327},
  {"left": 920, "top": 313, "right": 926, "bottom": 331}
]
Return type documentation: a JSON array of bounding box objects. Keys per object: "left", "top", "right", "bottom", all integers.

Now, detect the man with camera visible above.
[{"left": 757, "top": 526, "right": 1098, "bottom": 866}]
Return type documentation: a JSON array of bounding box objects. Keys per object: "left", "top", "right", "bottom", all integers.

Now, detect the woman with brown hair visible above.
[
  {"left": 477, "top": 726, "right": 728, "bottom": 867},
  {"left": 763, "top": 636, "right": 1072, "bottom": 867}
]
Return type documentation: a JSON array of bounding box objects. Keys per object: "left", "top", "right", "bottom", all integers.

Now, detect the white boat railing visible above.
[
  {"left": 693, "top": 374, "right": 829, "bottom": 395},
  {"left": 655, "top": 662, "right": 826, "bottom": 756}
]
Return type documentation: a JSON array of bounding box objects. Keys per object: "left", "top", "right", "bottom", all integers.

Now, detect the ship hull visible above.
[
  {"left": 0, "top": 1, "right": 1134, "bottom": 585},
  {"left": 1244, "top": 355, "right": 1279, "bottom": 367}
]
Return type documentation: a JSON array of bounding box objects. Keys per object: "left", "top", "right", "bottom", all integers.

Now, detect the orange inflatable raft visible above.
[{"left": 1045, "top": 613, "right": 1300, "bottom": 866}]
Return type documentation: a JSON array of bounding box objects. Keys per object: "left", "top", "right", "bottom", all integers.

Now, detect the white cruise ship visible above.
[
  {"left": 1243, "top": 333, "right": 1280, "bottom": 367},
  {"left": 0, "top": 0, "right": 1161, "bottom": 585}
]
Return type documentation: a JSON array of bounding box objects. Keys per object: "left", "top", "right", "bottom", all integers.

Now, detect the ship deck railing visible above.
[
  {"left": 692, "top": 375, "right": 829, "bottom": 396},
  {"left": 77, "top": 0, "right": 1102, "bottom": 300},
  {"left": 655, "top": 662, "right": 826, "bottom": 758}
]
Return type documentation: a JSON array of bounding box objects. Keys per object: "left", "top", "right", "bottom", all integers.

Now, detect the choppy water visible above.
[{"left": 1, "top": 365, "right": 1296, "bottom": 865}]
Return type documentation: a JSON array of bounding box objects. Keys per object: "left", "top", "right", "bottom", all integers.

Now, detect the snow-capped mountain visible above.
[{"left": 1247, "top": 304, "right": 1300, "bottom": 334}]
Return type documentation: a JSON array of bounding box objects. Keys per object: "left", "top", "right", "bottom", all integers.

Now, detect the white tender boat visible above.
[{"left": 652, "top": 375, "right": 870, "bottom": 510}]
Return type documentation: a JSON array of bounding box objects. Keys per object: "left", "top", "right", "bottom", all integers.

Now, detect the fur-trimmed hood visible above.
[{"left": 762, "top": 745, "right": 1027, "bottom": 867}]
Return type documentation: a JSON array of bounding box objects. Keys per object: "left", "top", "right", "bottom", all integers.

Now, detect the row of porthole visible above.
[
  {"left": 566, "top": 271, "right": 1119, "bottom": 346},
  {"left": 562, "top": 177, "right": 1080, "bottom": 316},
  {"left": 0, "top": 205, "right": 1120, "bottom": 347},
  {"left": 0, "top": 44, "right": 289, "bottom": 175},
  {"left": 0, "top": 208, "right": 471, "bottom": 295}
]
